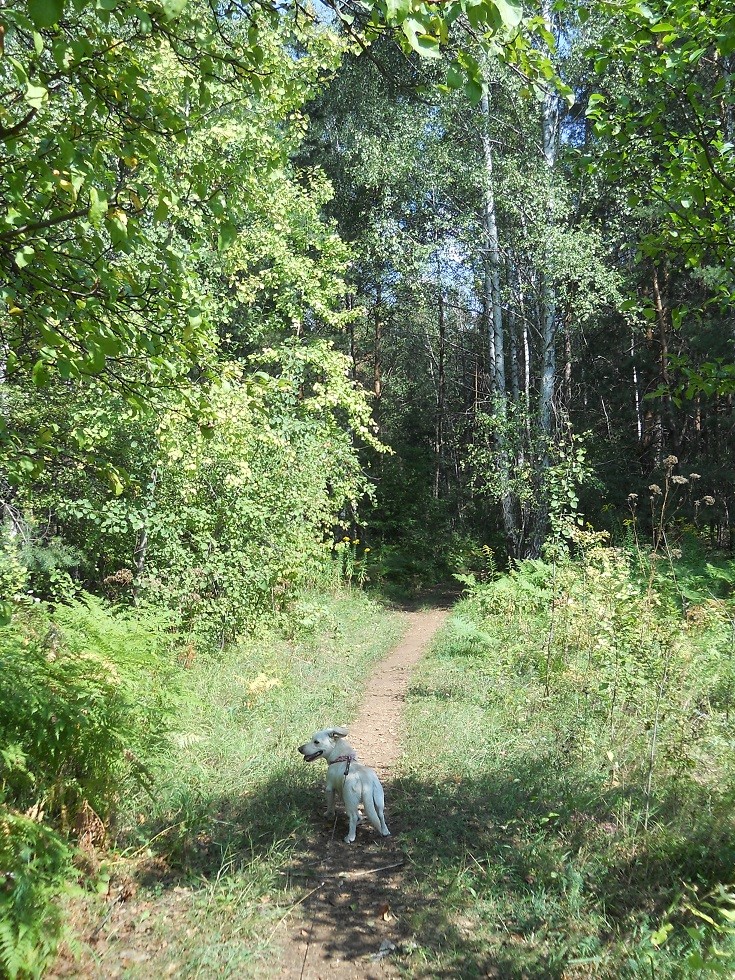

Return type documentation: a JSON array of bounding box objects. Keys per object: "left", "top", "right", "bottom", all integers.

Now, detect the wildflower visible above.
[
  {"left": 689, "top": 473, "right": 701, "bottom": 481},
  {"left": 663, "top": 454, "right": 678, "bottom": 468},
  {"left": 364, "top": 547, "right": 371, "bottom": 553},
  {"left": 670, "top": 548, "right": 682, "bottom": 559},
  {"left": 627, "top": 493, "right": 638, "bottom": 502},
  {"left": 342, "top": 535, "right": 350, "bottom": 542},
  {"left": 649, "top": 484, "right": 662, "bottom": 496},
  {"left": 702, "top": 495, "right": 715, "bottom": 506},
  {"left": 670, "top": 475, "right": 688, "bottom": 485}
]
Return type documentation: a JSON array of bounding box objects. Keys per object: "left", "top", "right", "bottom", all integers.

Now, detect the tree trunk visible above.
[
  {"left": 133, "top": 466, "right": 158, "bottom": 602},
  {"left": 480, "top": 84, "right": 505, "bottom": 397},
  {"left": 435, "top": 285, "right": 446, "bottom": 500},
  {"left": 632, "top": 327, "right": 643, "bottom": 443},
  {"left": 347, "top": 292, "right": 357, "bottom": 383},
  {"left": 539, "top": 52, "right": 559, "bottom": 437},
  {"left": 652, "top": 262, "right": 678, "bottom": 454},
  {"left": 507, "top": 256, "right": 520, "bottom": 403},
  {"left": 373, "top": 281, "right": 383, "bottom": 438}
]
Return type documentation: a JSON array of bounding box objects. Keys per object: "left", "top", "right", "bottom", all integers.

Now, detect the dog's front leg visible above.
[{"left": 324, "top": 785, "right": 336, "bottom": 819}]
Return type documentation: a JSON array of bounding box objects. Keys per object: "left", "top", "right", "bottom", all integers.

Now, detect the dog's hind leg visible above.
[
  {"left": 344, "top": 808, "right": 359, "bottom": 844},
  {"left": 342, "top": 782, "right": 362, "bottom": 843}
]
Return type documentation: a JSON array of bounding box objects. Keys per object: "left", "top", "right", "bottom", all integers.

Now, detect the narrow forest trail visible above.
[
  {"left": 47, "top": 594, "right": 454, "bottom": 980},
  {"left": 273, "top": 599, "right": 452, "bottom": 979}
]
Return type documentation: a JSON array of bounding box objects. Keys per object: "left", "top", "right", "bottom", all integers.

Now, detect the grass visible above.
[
  {"left": 55, "top": 587, "right": 408, "bottom": 977},
  {"left": 50, "top": 544, "right": 735, "bottom": 978},
  {"left": 390, "top": 549, "right": 735, "bottom": 979}
]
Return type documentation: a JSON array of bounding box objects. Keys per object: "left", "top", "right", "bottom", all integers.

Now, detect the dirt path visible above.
[
  {"left": 274, "top": 600, "right": 452, "bottom": 979},
  {"left": 48, "top": 595, "right": 453, "bottom": 980}
]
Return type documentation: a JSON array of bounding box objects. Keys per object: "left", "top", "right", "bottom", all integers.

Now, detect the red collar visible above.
[{"left": 329, "top": 754, "right": 356, "bottom": 765}]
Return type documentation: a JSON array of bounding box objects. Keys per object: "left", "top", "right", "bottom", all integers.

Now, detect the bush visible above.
[
  {"left": 0, "top": 597, "right": 173, "bottom": 821},
  {"left": 400, "top": 535, "right": 735, "bottom": 977},
  {"left": 0, "top": 595, "right": 175, "bottom": 978}
]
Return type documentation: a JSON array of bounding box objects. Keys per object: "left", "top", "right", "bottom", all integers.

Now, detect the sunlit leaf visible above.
[{"left": 491, "top": 0, "right": 523, "bottom": 29}]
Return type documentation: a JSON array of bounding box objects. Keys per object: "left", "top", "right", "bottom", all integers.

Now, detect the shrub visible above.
[
  {"left": 0, "top": 595, "right": 175, "bottom": 978},
  {"left": 0, "top": 597, "right": 172, "bottom": 821}
]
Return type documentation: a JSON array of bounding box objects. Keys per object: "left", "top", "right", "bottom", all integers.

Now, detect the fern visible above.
[
  {"left": 444, "top": 616, "right": 494, "bottom": 656},
  {"left": 0, "top": 808, "right": 72, "bottom": 979},
  {"left": 0, "top": 595, "right": 175, "bottom": 821}
]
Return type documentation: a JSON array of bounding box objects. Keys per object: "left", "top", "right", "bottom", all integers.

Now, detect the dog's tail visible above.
[{"left": 364, "top": 780, "right": 390, "bottom": 837}]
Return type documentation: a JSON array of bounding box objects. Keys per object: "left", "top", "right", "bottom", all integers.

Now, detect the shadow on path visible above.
[{"left": 75, "top": 756, "right": 735, "bottom": 979}]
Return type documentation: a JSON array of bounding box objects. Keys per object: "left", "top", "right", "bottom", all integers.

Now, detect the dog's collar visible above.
[{"left": 329, "top": 754, "right": 355, "bottom": 776}]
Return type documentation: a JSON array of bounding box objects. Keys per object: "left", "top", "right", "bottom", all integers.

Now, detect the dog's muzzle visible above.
[{"left": 298, "top": 746, "right": 323, "bottom": 762}]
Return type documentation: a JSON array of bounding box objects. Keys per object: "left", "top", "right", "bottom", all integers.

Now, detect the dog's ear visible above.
[{"left": 328, "top": 727, "right": 349, "bottom": 739}]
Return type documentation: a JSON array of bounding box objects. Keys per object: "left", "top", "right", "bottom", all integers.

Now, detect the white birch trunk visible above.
[
  {"left": 539, "top": 0, "right": 559, "bottom": 437},
  {"left": 480, "top": 84, "right": 505, "bottom": 399}
]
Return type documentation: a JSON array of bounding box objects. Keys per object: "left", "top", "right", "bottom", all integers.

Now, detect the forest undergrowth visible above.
[
  {"left": 396, "top": 531, "right": 735, "bottom": 978},
  {"left": 3, "top": 529, "right": 735, "bottom": 978},
  {"left": 0, "top": 585, "right": 406, "bottom": 979}
]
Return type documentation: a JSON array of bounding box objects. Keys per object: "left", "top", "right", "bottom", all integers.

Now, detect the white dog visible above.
[{"left": 297, "top": 727, "right": 391, "bottom": 844}]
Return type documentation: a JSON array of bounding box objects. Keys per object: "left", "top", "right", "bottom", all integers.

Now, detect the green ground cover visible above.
[{"left": 395, "top": 540, "right": 735, "bottom": 978}]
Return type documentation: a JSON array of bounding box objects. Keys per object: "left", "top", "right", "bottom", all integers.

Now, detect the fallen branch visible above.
[
  {"left": 266, "top": 880, "right": 326, "bottom": 943},
  {"left": 278, "top": 860, "right": 405, "bottom": 881},
  {"left": 339, "top": 860, "right": 405, "bottom": 878}
]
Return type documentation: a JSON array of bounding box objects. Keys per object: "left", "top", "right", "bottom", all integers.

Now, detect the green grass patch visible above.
[{"left": 393, "top": 546, "right": 735, "bottom": 978}]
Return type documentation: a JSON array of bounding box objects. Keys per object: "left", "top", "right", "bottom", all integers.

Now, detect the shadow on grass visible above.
[{"left": 124, "top": 753, "right": 735, "bottom": 978}]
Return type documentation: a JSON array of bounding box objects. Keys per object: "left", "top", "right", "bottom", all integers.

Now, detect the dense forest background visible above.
[{"left": 2, "top": 0, "right": 735, "bottom": 974}]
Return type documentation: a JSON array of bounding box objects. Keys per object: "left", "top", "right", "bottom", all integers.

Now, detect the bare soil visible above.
[{"left": 274, "top": 599, "right": 452, "bottom": 979}]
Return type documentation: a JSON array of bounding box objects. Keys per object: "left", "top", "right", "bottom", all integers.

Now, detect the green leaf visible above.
[
  {"left": 32, "top": 359, "right": 51, "bottom": 386},
  {"left": 385, "top": 0, "right": 410, "bottom": 20},
  {"left": 464, "top": 77, "right": 484, "bottom": 105},
  {"left": 106, "top": 209, "right": 129, "bottom": 247},
  {"left": 28, "top": 0, "right": 65, "bottom": 28},
  {"left": 490, "top": 0, "right": 523, "bottom": 29},
  {"left": 107, "top": 469, "right": 125, "bottom": 496},
  {"left": 446, "top": 63, "right": 463, "bottom": 89},
  {"left": 402, "top": 19, "right": 442, "bottom": 58},
  {"left": 154, "top": 199, "right": 170, "bottom": 223},
  {"left": 24, "top": 82, "right": 49, "bottom": 110},
  {"left": 88, "top": 186, "right": 107, "bottom": 227},
  {"left": 15, "top": 246, "right": 35, "bottom": 269},
  {"left": 163, "top": 0, "right": 188, "bottom": 20},
  {"left": 217, "top": 221, "right": 238, "bottom": 252}
]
